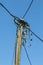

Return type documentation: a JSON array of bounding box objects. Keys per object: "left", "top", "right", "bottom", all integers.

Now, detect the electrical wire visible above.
[
  {"left": 0, "top": 3, "right": 14, "bottom": 18},
  {"left": 0, "top": 2, "right": 42, "bottom": 42},
  {"left": 22, "top": 0, "right": 33, "bottom": 18},
  {"left": 23, "top": 45, "right": 32, "bottom": 65},
  {"left": 27, "top": 27, "right": 43, "bottom": 42},
  {"left": 0, "top": 3, "right": 21, "bottom": 24}
]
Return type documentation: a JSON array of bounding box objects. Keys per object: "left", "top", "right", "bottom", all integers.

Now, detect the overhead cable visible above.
[
  {"left": 23, "top": 45, "right": 32, "bottom": 65},
  {"left": 22, "top": 0, "right": 33, "bottom": 18},
  {"left": 0, "top": 3, "right": 43, "bottom": 42},
  {"left": 27, "top": 27, "right": 43, "bottom": 42},
  {"left": 0, "top": 3, "right": 14, "bottom": 17},
  {"left": 0, "top": 3, "right": 21, "bottom": 22}
]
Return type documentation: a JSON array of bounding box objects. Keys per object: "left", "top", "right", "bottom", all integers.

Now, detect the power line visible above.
[
  {"left": 22, "top": 0, "right": 33, "bottom": 18},
  {"left": 23, "top": 45, "right": 32, "bottom": 65},
  {"left": 0, "top": 3, "right": 14, "bottom": 18},
  {"left": 26, "top": 27, "right": 43, "bottom": 42},
  {"left": 0, "top": 3, "right": 21, "bottom": 22},
  {"left": 0, "top": 2, "right": 43, "bottom": 65}
]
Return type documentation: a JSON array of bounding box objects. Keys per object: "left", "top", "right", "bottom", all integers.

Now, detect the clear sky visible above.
[{"left": 0, "top": 0, "right": 43, "bottom": 65}]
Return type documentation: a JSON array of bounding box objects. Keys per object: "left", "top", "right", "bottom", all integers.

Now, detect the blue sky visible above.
[{"left": 0, "top": 0, "right": 43, "bottom": 65}]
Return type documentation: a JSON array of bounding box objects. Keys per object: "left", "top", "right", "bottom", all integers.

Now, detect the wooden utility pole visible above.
[{"left": 15, "top": 24, "right": 22, "bottom": 65}]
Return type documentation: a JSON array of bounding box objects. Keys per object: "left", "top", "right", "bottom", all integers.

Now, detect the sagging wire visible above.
[
  {"left": 22, "top": 0, "right": 33, "bottom": 18},
  {"left": 23, "top": 45, "right": 32, "bottom": 65}
]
